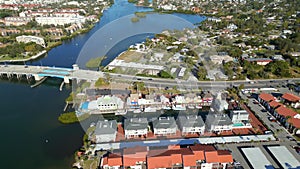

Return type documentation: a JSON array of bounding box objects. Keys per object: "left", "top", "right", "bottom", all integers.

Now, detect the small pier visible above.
[
  {"left": 59, "top": 81, "right": 65, "bottom": 91},
  {"left": 30, "top": 77, "right": 47, "bottom": 88}
]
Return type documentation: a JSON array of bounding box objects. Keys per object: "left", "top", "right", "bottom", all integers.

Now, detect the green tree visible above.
[
  {"left": 95, "top": 77, "right": 108, "bottom": 87},
  {"left": 159, "top": 70, "right": 173, "bottom": 79}
]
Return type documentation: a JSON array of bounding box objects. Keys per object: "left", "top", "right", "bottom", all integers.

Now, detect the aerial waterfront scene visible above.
[{"left": 0, "top": 0, "right": 300, "bottom": 169}]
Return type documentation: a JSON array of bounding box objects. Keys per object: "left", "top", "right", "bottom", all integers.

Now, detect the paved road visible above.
[
  {"left": 1, "top": 65, "right": 300, "bottom": 90},
  {"left": 109, "top": 73, "right": 300, "bottom": 91},
  {"left": 240, "top": 92, "right": 296, "bottom": 144}
]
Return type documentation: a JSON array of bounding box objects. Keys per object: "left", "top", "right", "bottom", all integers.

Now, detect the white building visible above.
[
  {"left": 227, "top": 23, "right": 238, "bottom": 31},
  {"left": 230, "top": 110, "right": 249, "bottom": 123},
  {"left": 124, "top": 118, "right": 148, "bottom": 138},
  {"left": 177, "top": 115, "right": 205, "bottom": 135},
  {"left": 16, "top": 35, "right": 45, "bottom": 47},
  {"left": 153, "top": 117, "right": 177, "bottom": 135},
  {"left": 4, "top": 17, "right": 32, "bottom": 26},
  {"left": 94, "top": 120, "right": 117, "bottom": 143},
  {"left": 206, "top": 114, "right": 233, "bottom": 132},
  {"left": 96, "top": 95, "right": 124, "bottom": 112},
  {"left": 35, "top": 16, "right": 86, "bottom": 26}
]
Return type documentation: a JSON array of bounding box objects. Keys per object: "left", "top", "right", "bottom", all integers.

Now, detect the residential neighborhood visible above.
[
  {"left": 100, "top": 145, "right": 234, "bottom": 169},
  {"left": 0, "top": 0, "right": 111, "bottom": 60},
  {"left": 1, "top": 0, "right": 300, "bottom": 169}
]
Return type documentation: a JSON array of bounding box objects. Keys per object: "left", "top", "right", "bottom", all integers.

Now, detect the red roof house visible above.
[
  {"left": 259, "top": 93, "right": 275, "bottom": 102},
  {"left": 123, "top": 146, "right": 148, "bottom": 167},
  {"left": 282, "top": 93, "right": 300, "bottom": 103},
  {"left": 276, "top": 106, "right": 297, "bottom": 118},
  {"left": 101, "top": 152, "right": 122, "bottom": 168},
  {"left": 269, "top": 100, "right": 284, "bottom": 109}
]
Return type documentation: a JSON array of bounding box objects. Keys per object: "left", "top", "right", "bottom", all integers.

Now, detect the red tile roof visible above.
[
  {"left": 269, "top": 100, "right": 284, "bottom": 109},
  {"left": 147, "top": 148, "right": 195, "bottom": 168},
  {"left": 205, "top": 151, "right": 219, "bottom": 163},
  {"left": 107, "top": 153, "right": 122, "bottom": 166},
  {"left": 276, "top": 106, "right": 297, "bottom": 118},
  {"left": 259, "top": 93, "right": 275, "bottom": 102},
  {"left": 217, "top": 150, "right": 234, "bottom": 163},
  {"left": 282, "top": 93, "right": 300, "bottom": 102},
  {"left": 123, "top": 146, "right": 147, "bottom": 167},
  {"left": 190, "top": 144, "right": 215, "bottom": 161},
  {"left": 182, "top": 154, "right": 197, "bottom": 167},
  {"left": 147, "top": 155, "right": 172, "bottom": 169},
  {"left": 123, "top": 156, "right": 146, "bottom": 167},
  {"left": 288, "top": 117, "right": 300, "bottom": 129},
  {"left": 171, "top": 153, "right": 182, "bottom": 165},
  {"left": 205, "top": 150, "right": 233, "bottom": 163},
  {"left": 102, "top": 145, "right": 233, "bottom": 168}
]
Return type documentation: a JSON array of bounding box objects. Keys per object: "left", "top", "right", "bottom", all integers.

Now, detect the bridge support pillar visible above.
[
  {"left": 64, "top": 77, "right": 70, "bottom": 84},
  {"left": 33, "top": 74, "right": 42, "bottom": 81},
  {"left": 7, "top": 73, "right": 12, "bottom": 79},
  {"left": 17, "top": 74, "right": 21, "bottom": 80}
]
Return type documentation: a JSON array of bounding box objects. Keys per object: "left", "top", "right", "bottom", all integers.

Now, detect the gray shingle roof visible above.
[
  {"left": 206, "top": 113, "right": 233, "bottom": 126},
  {"left": 124, "top": 118, "right": 148, "bottom": 130},
  {"left": 94, "top": 120, "right": 117, "bottom": 135},
  {"left": 177, "top": 115, "right": 205, "bottom": 129},
  {"left": 153, "top": 117, "right": 177, "bottom": 129}
]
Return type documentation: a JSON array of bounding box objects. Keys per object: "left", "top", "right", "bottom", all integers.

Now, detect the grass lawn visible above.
[
  {"left": 0, "top": 55, "right": 31, "bottom": 61},
  {"left": 83, "top": 159, "right": 98, "bottom": 169},
  {"left": 117, "top": 50, "right": 143, "bottom": 62}
]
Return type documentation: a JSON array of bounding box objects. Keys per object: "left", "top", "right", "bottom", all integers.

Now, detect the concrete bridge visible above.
[
  {"left": 1, "top": 64, "right": 300, "bottom": 90},
  {"left": 0, "top": 64, "right": 104, "bottom": 83}
]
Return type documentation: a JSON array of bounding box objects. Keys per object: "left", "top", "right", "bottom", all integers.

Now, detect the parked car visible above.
[
  {"left": 268, "top": 117, "right": 276, "bottom": 122},
  {"left": 264, "top": 131, "right": 272, "bottom": 134},
  {"left": 287, "top": 136, "right": 296, "bottom": 141}
]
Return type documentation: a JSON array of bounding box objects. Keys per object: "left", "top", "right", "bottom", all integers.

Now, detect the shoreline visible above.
[
  {"left": 0, "top": 6, "right": 107, "bottom": 64},
  {"left": 0, "top": 50, "right": 47, "bottom": 63}
]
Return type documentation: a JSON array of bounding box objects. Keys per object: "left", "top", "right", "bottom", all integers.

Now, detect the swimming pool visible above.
[
  {"left": 233, "top": 123, "right": 244, "bottom": 127},
  {"left": 81, "top": 102, "right": 89, "bottom": 110}
]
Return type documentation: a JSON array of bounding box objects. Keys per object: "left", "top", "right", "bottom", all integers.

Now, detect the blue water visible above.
[
  {"left": 29, "top": 0, "right": 205, "bottom": 68},
  {"left": 28, "top": 0, "right": 153, "bottom": 68},
  {"left": 81, "top": 102, "right": 89, "bottom": 110},
  {"left": 0, "top": 0, "right": 207, "bottom": 168}
]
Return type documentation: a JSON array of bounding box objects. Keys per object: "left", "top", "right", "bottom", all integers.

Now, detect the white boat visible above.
[
  {"left": 196, "top": 105, "right": 202, "bottom": 109},
  {"left": 163, "top": 106, "right": 172, "bottom": 110},
  {"left": 144, "top": 107, "right": 157, "bottom": 112},
  {"left": 133, "top": 109, "right": 142, "bottom": 113},
  {"left": 172, "top": 105, "right": 186, "bottom": 111},
  {"left": 188, "top": 105, "right": 195, "bottom": 109}
]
